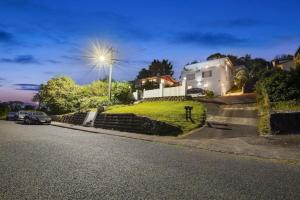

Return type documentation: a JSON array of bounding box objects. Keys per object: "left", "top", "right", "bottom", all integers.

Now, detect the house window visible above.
[
  {"left": 186, "top": 73, "right": 195, "bottom": 80},
  {"left": 202, "top": 70, "right": 212, "bottom": 78}
]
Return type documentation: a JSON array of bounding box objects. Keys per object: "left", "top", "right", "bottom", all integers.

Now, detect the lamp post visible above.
[
  {"left": 86, "top": 42, "right": 116, "bottom": 100},
  {"left": 108, "top": 63, "right": 113, "bottom": 100}
]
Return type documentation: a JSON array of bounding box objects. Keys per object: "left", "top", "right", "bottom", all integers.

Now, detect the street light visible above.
[{"left": 85, "top": 41, "right": 116, "bottom": 100}]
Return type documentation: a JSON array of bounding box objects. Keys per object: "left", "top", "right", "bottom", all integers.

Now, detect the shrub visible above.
[
  {"left": 80, "top": 96, "right": 112, "bottom": 111},
  {"left": 38, "top": 76, "right": 133, "bottom": 114},
  {"left": 112, "top": 82, "right": 134, "bottom": 104},
  {"left": 0, "top": 103, "right": 10, "bottom": 119},
  {"left": 204, "top": 90, "right": 214, "bottom": 98},
  {"left": 255, "top": 67, "right": 300, "bottom": 102}
]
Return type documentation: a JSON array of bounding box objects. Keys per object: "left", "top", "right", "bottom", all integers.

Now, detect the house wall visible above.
[
  {"left": 277, "top": 60, "right": 295, "bottom": 71},
  {"left": 181, "top": 58, "right": 234, "bottom": 96},
  {"left": 295, "top": 54, "right": 300, "bottom": 66}
]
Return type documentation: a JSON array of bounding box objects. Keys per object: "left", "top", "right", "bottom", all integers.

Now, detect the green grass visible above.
[
  {"left": 258, "top": 103, "right": 271, "bottom": 135},
  {"left": 271, "top": 100, "right": 300, "bottom": 112},
  {"left": 106, "top": 101, "right": 206, "bottom": 134}
]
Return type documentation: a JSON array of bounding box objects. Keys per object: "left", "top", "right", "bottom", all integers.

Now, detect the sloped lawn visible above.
[{"left": 106, "top": 101, "right": 206, "bottom": 134}]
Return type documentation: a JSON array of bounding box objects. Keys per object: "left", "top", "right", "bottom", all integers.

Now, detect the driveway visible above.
[
  {"left": 1, "top": 120, "right": 300, "bottom": 199},
  {"left": 186, "top": 94, "right": 258, "bottom": 140}
]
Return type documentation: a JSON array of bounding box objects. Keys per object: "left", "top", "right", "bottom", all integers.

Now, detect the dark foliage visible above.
[
  {"left": 136, "top": 59, "right": 174, "bottom": 79},
  {"left": 256, "top": 66, "right": 300, "bottom": 102}
]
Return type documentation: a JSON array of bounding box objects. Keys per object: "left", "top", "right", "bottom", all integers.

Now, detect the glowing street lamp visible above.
[{"left": 85, "top": 41, "right": 116, "bottom": 100}]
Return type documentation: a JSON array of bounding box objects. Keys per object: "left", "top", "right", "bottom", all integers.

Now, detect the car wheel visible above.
[{"left": 25, "top": 118, "right": 31, "bottom": 125}]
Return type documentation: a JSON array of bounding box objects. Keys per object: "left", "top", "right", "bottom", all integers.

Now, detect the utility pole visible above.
[{"left": 108, "top": 63, "right": 113, "bottom": 100}]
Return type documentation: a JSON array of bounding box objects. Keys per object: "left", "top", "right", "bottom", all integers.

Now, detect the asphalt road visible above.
[{"left": 1, "top": 120, "right": 300, "bottom": 200}]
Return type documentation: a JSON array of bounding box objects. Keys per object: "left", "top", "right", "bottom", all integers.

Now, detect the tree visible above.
[
  {"left": 136, "top": 59, "right": 174, "bottom": 79},
  {"left": 274, "top": 54, "right": 294, "bottom": 60},
  {"left": 137, "top": 68, "right": 151, "bottom": 79},
  {"left": 24, "top": 105, "right": 35, "bottom": 110},
  {"left": 0, "top": 103, "right": 10, "bottom": 119},
  {"left": 38, "top": 76, "right": 134, "bottom": 114},
  {"left": 206, "top": 53, "right": 226, "bottom": 61},
  {"left": 234, "top": 68, "right": 249, "bottom": 90},
  {"left": 38, "top": 76, "right": 80, "bottom": 114},
  {"left": 148, "top": 59, "right": 174, "bottom": 76}
]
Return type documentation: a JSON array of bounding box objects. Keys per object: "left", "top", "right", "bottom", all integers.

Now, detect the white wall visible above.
[
  {"left": 181, "top": 58, "right": 234, "bottom": 96},
  {"left": 143, "top": 88, "right": 161, "bottom": 98},
  {"left": 137, "top": 79, "right": 187, "bottom": 99},
  {"left": 133, "top": 91, "right": 138, "bottom": 100}
]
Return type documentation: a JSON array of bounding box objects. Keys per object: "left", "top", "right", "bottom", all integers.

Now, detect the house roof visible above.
[
  {"left": 295, "top": 46, "right": 300, "bottom": 57},
  {"left": 160, "top": 75, "right": 178, "bottom": 84},
  {"left": 183, "top": 57, "right": 233, "bottom": 71}
]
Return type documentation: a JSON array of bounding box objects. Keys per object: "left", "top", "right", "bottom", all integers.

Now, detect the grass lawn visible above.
[
  {"left": 106, "top": 101, "right": 206, "bottom": 134},
  {"left": 271, "top": 100, "right": 300, "bottom": 112},
  {"left": 258, "top": 103, "right": 270, "bottom": 135}
]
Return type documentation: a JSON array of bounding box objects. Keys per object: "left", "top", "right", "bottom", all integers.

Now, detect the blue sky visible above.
[{"left": 0, "top": 0, "right": 300, "bottom": 102}]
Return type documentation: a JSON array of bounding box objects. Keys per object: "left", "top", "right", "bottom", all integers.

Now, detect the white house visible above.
[{"left": 181, "top": 57, "right": 234, "bottom": 96}]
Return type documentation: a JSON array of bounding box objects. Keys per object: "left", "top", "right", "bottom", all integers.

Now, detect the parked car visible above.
[
  {"left": 24, "top": 111, "right": 52, "bottom": 125},
  {"left": 15, "top": 110, "right": 29, "bottom": 121},
  {"left": 6, "top": 112, "right": 16, "bottom": 121}
]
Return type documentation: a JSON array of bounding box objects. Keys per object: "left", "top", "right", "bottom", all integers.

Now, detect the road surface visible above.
[{"left": 0, "top": 121, "right": 299, "bottom": 199}]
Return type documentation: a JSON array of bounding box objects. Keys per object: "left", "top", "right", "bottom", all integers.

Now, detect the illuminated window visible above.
[{"left": 202, "top": 70, "right": 212, "bottom": 78}]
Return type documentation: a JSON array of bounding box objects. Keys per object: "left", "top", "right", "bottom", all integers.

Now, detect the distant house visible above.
[
  {"left": 272, "top": 47, "right": 300, "bottom": 71},
  {"left": 295, "top": 47, "right": 300, "bottom": 66},
  {"left": 135, "top": 75, "right": 178, "bottom": 89},
  {"left": 272, "top": 56, "right": 295, "bottom": 71},
  {"left": 181, "top": 57, "right": 234, "bottom": 96}
]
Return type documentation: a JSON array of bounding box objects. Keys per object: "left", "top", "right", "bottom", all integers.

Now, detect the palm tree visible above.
[{"left": 234, "top": 68, "right": 249, "bottom": 93}]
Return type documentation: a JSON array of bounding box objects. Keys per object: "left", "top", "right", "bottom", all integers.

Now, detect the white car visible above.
[{"left": 15, "top": 110, "right": 29, "bottom": 121}]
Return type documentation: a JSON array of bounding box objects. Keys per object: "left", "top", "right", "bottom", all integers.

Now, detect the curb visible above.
[{"left": 51, "top": 123, "right": 300, "bottom": 166}]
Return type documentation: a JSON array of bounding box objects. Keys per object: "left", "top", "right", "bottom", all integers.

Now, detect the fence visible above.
[{"left": 134, "top": 79, "right": 187, "bottom": 100}]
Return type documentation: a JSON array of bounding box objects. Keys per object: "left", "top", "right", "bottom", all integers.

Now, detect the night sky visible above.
[{"left": 0, "top": 0, "right": 300, "bottom": 103}]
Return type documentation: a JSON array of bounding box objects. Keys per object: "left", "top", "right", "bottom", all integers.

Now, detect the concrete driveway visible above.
[
  {"left": 185, "top": 98, "right": 258, "bottom": 140},
  {"left": 1, "top": 120, "right": 300, "bottom": 199}
]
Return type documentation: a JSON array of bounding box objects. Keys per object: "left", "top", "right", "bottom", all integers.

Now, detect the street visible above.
[{"left": 1, "top": 120, "right": 300, "bottom": 199}]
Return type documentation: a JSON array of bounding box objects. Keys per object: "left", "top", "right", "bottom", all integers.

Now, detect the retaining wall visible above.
[
  {"left": 270, "top": 112, "right": 300, "bottom": 134},
  {"left": 143, "top": 96, "right": 192, "bottom": 102},
  {"left": 94, "top": 113, "right": 182, "bottom": 136},
  {"left": 51, "top": 112, "right": 88, "bottom": 125}
]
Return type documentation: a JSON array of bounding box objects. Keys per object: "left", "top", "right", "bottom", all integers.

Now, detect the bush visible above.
[
  {"left": 112, "top": 82, "right": 134, "bottom": 104},
  {"left": 38, "top": 76, "right": 133, "bottom": 114},
  {"left": 0, "top": 103, "right": 10, "bottom": 119},
  {"left": 255, "top": 67, "right": 300, "bottom": 102},
  {"left": 204, "top": 90, "right": 214, "bottom": 98},
  {"left": 79, "top": 96, "right": 112, "bottom": 111}
]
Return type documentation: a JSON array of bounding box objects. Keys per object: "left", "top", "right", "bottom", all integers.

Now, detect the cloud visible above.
[
  {"left": 14, "top": 83, "right": 40, "bottom": 91},
  {"left": 172, "top": 32, "right": 248, "bottom": 47},
  {"left": 46, "top": 59, "right": 61, "bottom": 64},
  {"left": 0, "top": 30, "right": 13, "bottom": 43},
  {"left": 0, "top": 77, "right": 4, "bottom": 87},
  {"left": 0, "top": 55, "right": 40, "bottom": 64},
  {"left": 43, "top": 71, "right": 56, "bottom": 75},
  {"left": 226, "top": 19, "right": 261, "bottom": 27}
]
